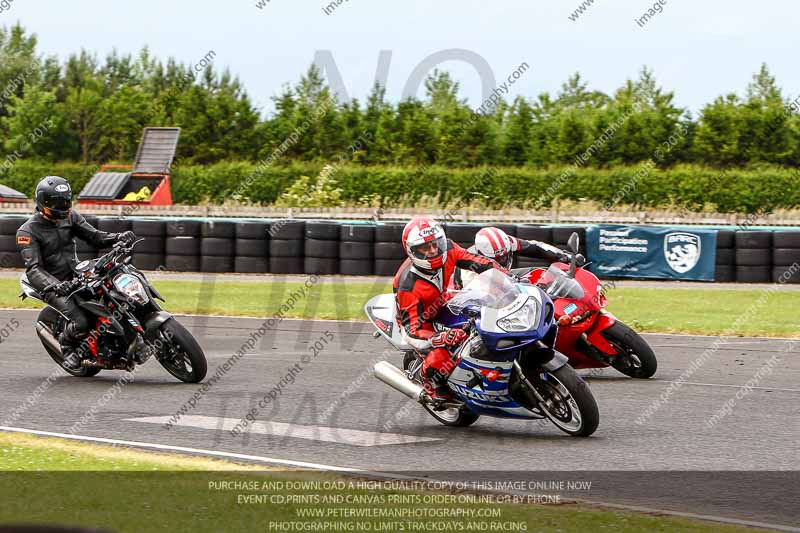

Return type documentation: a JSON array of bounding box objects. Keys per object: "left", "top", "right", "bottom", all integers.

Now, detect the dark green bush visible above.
[
  {"left": 0, "top": 161, "right": 96, "bottom": 198},
  {"left": 170, "top": 162, "right": 799, "bottom": 214},
  {"left": 2, "top": 161, "right": 797, "bottom": 214}
]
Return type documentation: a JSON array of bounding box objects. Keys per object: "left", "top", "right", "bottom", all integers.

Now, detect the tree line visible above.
[{"left": 1, "top": 23, "right": 799, "bottom": 171}]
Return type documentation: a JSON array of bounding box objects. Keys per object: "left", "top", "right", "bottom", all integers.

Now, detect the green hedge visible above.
[
  {"left": 1, "top": 160, "right": 798, "bottom": 213},
  {"left": 0, "top": 161, "right": 97, "bottom": 200},
  {"left": 163, "top": 163, "right": 800, "bottom": 213}
]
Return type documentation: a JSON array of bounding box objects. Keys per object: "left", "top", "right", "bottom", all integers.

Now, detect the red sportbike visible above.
[{"left": 518, "top": 234, "right": 657, "bottom": 379}]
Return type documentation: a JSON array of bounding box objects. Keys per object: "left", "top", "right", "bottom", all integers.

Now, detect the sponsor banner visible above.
[{"left": 586, "top": 225, "right": 717, "bottom": 281}]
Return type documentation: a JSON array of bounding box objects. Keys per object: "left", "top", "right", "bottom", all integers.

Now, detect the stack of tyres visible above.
[
  {"left": 492, "top": 223, "right": 518, "bottom": 239},
  {"left": 772, "top": 231, "right": 800, "bottom": 283},
  {"left": 201, "top": 220, "right": 235, "bottom": 273},
  {"left": 165, "top": 220, "right": 202, "bottom": 272},
  {"left": 235, "top": 221, "right": 269, "bottom": 273},
  {"left": 97, "top": 218, "right": 132, "bottom": 256},
  {"left": 374, "top": 222, "right": 406, "bottom": 276},
  {"left": 442, "top": 223, "right": 481, "bottom": 250},
  {"left": 0, "top": 215, "right": 26, "bottom": 268},
  {"left": 552, "top": 226, "right": 587, "bottom": 256},
  {"left": 304, "top": 221, "right": 340, "bottom": 275},
  {"left": 735, "top": 231, "right": 772, "bottom": 283},
  {"left": 340, "top": 224, "right": 374, "bottom": 275},
  {"left": 714, "top": 230, "right": 736, "bottom": 282},
  {"left": 269, "top": 220, "right": 305, "bottom": 274},
  {"left": 514, "top": 225, "right": 553, "bottom": 270},
  {"left": 131, "top": 219, "right": 166, "bottom": 270},
  {"left": 76, "top": 214, "right": 99, "bottom": 261}
]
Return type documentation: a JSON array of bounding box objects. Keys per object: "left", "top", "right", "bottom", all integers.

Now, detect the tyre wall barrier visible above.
[{"left": 0, "top": 216, "right": 797, "bottom": 283}]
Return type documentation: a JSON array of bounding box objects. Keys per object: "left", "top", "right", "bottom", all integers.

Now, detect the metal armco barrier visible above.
[{"left": 0, "top": 216, "right": 798, "bottom": 283}]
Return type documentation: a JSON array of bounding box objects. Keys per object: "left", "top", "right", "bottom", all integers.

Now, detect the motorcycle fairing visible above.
[
  {"left": 587, "top": 311, "right": 619, "bottom": 355},
  {"left": 448, "top": 304, "right": 549, "bottom": 419},
  {"left": 474, "top": 286, "right": 554, "bottom": 353},
  {"left": 364, "top": 293, "right": 412, "bottom": 351},
  {"left": 449, "top": 354, "right": 539, "bottom": 419}
]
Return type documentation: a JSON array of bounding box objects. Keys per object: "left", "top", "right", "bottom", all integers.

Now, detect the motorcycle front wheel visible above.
[
  {"left": 156, "top": 319, "right": 208, "bottom": 383},
  {"left": 528, "top": 365, "right": 599, "bottom": 437},
  {"left": 603, "top": 321, "right": 657, "bottom": 379}
]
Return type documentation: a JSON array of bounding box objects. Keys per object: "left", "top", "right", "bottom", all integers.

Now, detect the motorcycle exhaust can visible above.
[
  {"left": 35, "top": 322, "right": 62, "bottom": 357},
  {"left": 374, "top": 361, "right": 425, "bottom": 402}
]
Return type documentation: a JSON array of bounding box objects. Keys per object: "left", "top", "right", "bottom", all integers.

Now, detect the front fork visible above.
[{"left": 512, "top": 347, "right": 569, "bottom": 413}]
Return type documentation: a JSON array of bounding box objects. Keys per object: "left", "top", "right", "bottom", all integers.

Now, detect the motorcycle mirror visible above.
[
  {"left": 567, "top": 232, "right": 580, "bottom": 254},
  {"left": 568, "top": 254, "right": 578, "bottom": 278},
  {"left": 567, "top": 233, "right": 580, "bottom": 278}
]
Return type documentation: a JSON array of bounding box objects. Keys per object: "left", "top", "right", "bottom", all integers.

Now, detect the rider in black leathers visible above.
[{"left": 16, "top": 176, "right": 135, "bottom": 370}]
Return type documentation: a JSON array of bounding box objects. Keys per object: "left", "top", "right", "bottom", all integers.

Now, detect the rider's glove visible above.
[
  {"left": 116, "top": 231, "right": 136, "bottom": 244},
  {"left": 52, "top": 279, "right": 78, "bottom": 297},
  {"left": 430, "top": 328, "right": 468, "bottom": 349},
  {"left": 559, "top": 252, "right": 586, "bottom": 266}
]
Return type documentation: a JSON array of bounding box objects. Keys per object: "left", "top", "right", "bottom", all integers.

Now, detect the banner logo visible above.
[{"left": 664, "top": 232, "right": 701, "bottom": 273}]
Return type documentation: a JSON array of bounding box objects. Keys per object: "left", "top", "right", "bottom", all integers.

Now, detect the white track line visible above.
[
  {"left": 0, "top": 425, "right": 379, "bottom": 474},
  {"left": 656, "top": 340, "right": 794, "bottom": 346},
  {"left": 1, "top": 426, "right": 797, "bottom": 532},
  {"left": 650, "top": 380, "right": 800, "bottom": 393},
  {"left": 128, "top": 415, "right": 440, "bottom": 447},
  {"left": 2, "top": 308, "right": 799, "bottom": 341}
]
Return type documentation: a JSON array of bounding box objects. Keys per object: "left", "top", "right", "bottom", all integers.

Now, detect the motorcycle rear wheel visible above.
[
  {"left": 603, "top": 321, "right": 657, "bottom": 379},
  {"left": 36, "top": 312, "right": 101, "bottom": 378},
  {"left": 423, "top": 404, "right": 480, "bottom": 427},
  {"left": 403, "top": 352, "right": 480, "bottom": 427}
]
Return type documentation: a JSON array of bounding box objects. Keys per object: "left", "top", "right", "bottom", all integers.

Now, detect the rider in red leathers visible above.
[
  {"left": 393, "top": 218, "right": 508, "bottom": 401},
  {"left": 455, "top": 226, "right": 585, "bottom": 288}
]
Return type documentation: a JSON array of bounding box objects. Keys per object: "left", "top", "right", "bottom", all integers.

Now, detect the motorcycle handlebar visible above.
[
  {"left": 41, "top": 278, "right": 83, "bottom": 296},
  {"left": 40, "top": 283, "right": 56, "bottom": 295},
  {"left": 98, "top": 237, "right": 143, "bottom": 267}
]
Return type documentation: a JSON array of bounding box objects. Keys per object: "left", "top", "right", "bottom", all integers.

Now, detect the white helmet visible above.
[
  {"left": 402, "top": 217, "right": 448, "bottom": 271},
  {"left": 474, "top": 227, "right": 513, "bottom": 268}
]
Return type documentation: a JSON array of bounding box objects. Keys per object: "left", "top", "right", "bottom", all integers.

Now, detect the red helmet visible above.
[
  {"left": 402, "top": 217, "right": 447, "bottom": 271},
  {"left": 474, "top": 227, "right": 513, "bottom": 268}
]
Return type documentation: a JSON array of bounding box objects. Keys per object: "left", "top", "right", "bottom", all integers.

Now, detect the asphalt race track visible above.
[{"left": 1, "top": 309, "right": 798, "bottom": 530}]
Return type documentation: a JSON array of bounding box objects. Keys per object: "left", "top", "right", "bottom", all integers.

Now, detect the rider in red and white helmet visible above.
[
  {"left": 402, "top": 217, "right": 449, "bottom": 271},
  {"left": 393, "top": 217, "right": 508, "bottom": 401},
  {"left": 456, "top": 227, "right": 584, "bottom": 287}
]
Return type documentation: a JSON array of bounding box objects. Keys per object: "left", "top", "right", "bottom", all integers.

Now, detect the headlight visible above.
[
  {"left": 497, "top": 302, "right": 538, "bottom": 332},
  {"left": 113, "top": 273, "right": 149, "bottom": 304}
]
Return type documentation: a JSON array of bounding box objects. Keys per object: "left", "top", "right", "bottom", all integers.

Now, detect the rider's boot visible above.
[
  {"left": 59, "top": 333, "right": 82, "bottom": 371},
  {"left": 132, "top": 335, "right": 153, "bottom": 365},
  {"left": 422, "top": 367, "right": 455, "bottom": 403}
]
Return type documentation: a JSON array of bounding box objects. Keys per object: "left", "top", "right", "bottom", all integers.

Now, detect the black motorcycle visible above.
[{"left": 19, "top": 239, "right": 207, "bottom": 383}]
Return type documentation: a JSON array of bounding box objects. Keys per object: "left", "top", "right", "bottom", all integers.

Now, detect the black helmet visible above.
[{"left": 35, "top": 176, "right": 72, "bottom": 220}]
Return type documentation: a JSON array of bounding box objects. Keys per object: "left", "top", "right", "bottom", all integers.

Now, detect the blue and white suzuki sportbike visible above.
[{"left": 366, "top": 269, "right": 599, "bottom": 437}]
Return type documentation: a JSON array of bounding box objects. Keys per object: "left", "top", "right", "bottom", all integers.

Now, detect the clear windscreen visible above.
[
  {"left": 536, "top": 265, "right": 585, "bottom": 299},
  {"left": 447, "top": 269, "right": 521, "bottom": 314}
]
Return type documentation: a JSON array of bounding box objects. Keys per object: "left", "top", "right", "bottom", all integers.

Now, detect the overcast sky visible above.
[{"left": 3, "top": 0, "right": 797, "bottom": 117}]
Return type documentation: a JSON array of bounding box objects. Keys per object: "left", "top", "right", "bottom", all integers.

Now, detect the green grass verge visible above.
[
  {"left": 1, "top": 278, "right": 797, "bottom": 337},
  {"left": 0, "top": 432, "right": 766, "bottom": 533}
]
